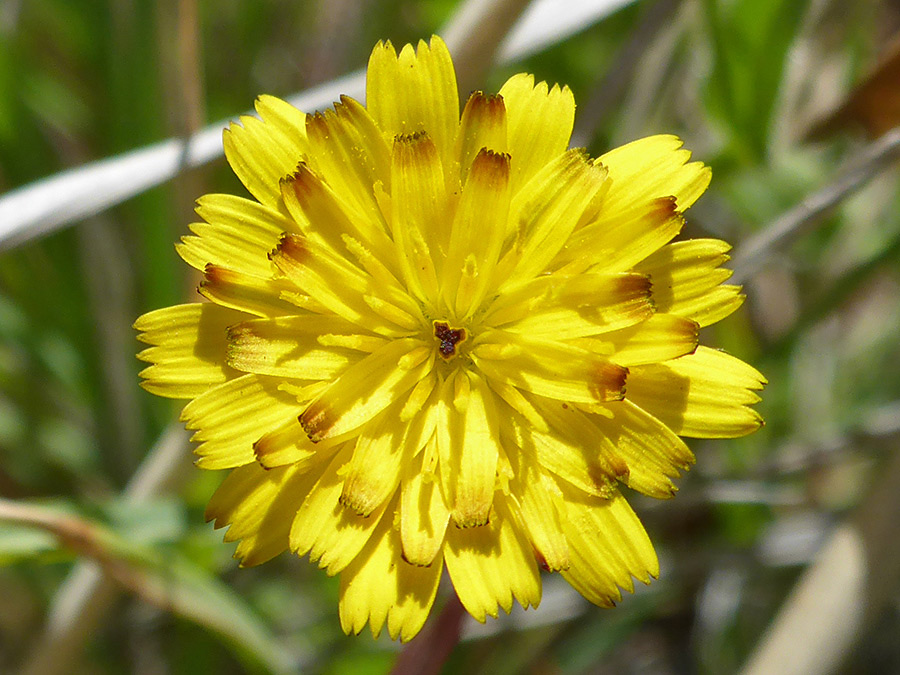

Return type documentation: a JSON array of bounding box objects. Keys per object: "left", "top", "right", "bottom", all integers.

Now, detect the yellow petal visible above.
[
  {"left": 135, "top": 303, "right": 245, "bottom": 399},
  {"left": 305, "top": 96, "right": 391, "bottom": 228},
  {"left": 339, "top": 511, "right": 443, "bottom": 642},
  {"left": 635, "top": 239, "right": 744, "bottom": 326},
  {"left": 300, "top": 338, "right": 433, "bottom": 442},
  {"left": 472, "top": 331, "right": 628, "bottom": 406},
  {"left": 561, "top": 196, "right": 684, "bottom": 276},
  {"left": 488, "top": 273, "right": 653, "bottom": 340},
  {"left": 574, "top": 313, "right": 699, "bottom": 367},
  {"left": 626, "top": 346, "right": 766, "bottom": 438},
  {"left": 253, "top": 415, "right": 319, "bottom": 469},
  {"left": 508, "top": 456, "right": 570, "bottom": 572},
  {"left": 390, "top": 131, "right": 445, "bottom": 309},
  {"left": 279, "top": 162, "right": 398, "bottom": 279},
  {"left": 225, "top": 315, "right": 373, "bottom": 379},
  {"left": 436, "top": 370, "right": 500, "bottom": 528},
  {"left": 560, "top": 488, "right": 659, "bottom": 607},
  {"left": 340, "top": 396, "right": 433, "bottom": 517},
  {"left": 181, "top": 373, "right": 305, "bottom": 469},
  {"left": 498, "top": 73, "right": 575, "bottom": 193},
  {"left": 199, "top": 265, "right": 304, "bottom": 318},
  {"left": 499, "top": 149, "right": 609, "bottom": 287},
  {"left": 400, "top": 446, "right": 450, "bottom": 567},
  {"left": 252, "top": 382, "right": 333, "bottom": 468},
  {"left": 177, "top": 194, "right": 293, "bottom": 277},
  {"left": 504, "top": 397, "right": 628, "bottom": 497},
  {"left": 444, "top": 148, "right": 511, "bottom": 319},
  {"left": 366, "top": 37, "right": 459, "bottom": 173},
  {"left": 456, "top": 91, "right": 508, "bottom": 181},
  {"left": 290, "top": 445, "right": 389, "bottom": 575},
  {"left": 205, "top": 462, "right": 319, "bottom": 566},
  {"left": 598, "top": 134, "right": 711, "bottom": 213},
  {"left": 443, "top": 497, "right": 541, "bottom": 622},
  {"left": 223, "top": 95, "right": 308, "bottom": 207},
  {"left": 269, "top": 233, "right": 416, "bottom": 337},
  {"left": 591, "top": 400, "right": 694, "bottom": 498}
]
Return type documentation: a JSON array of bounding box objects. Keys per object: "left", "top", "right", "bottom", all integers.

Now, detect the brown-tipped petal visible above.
[
  {"left": 177, "top": 194, "right": 293, "bottom": 277},
  {"left": 456, "top": 92, "right": 508, "bottom": 180},
  {"left": 582, "top": 313, "right": 699, "bottom": 367},
  {"left": 598, "top": 134, "right": 711, "bottom": 213},
  {"left": 289, "top": 445, "right": 389, "bottom": 575},
  {"left": 300, "top": 338, "right": 433, "bottom": 443},
  {"left": 304, "top": 97, "right": 391, "bottom": 229},
  {"left": 503, "top": 398, "right": 629, "bottom": 498},
  {"left": 443, "top": 148, "right": 511, "bottom": 317},
  {"left": 498, "top": 149, "right": 609, "bottom": 288},
  {"left": 508, "top": 456, "right": 570, "bottom": 572},
  {"left": 269, "top": 233, "right": 415, "bottom": 337},
  {"left": 635, "top": 238, "right": 744, "bottom": 327},
  {"left": 561, "top": 196, "right": 684, "bottom": 276},
  {"left": 339, "top": 398, "right": 426, "bottom": 517},
  {"left": 253, "top": 416, "right": 319, "bottom": 469},
  {"left": 200, "top": 264, "right": 302, "bottom": 318},
  {"left": 280, "top": 161, "right": 398, "bottom": 277},
  {"left": 390, "top": 131, "right": 445, "bottom": 309},
  {"left": 590, "top": 400, "right": 694, "bottom": 499},
  {"left": 472, "top": 330, "right": 629, "bottom": 406},
  {"left": 488, "top": 272, "right": 654, "bottom": 341}
]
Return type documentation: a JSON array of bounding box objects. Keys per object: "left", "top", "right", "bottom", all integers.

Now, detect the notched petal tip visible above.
[
  {"left": 463, "top": 90, "right": 506, "bottom": 121},
  {"left": 469, "top": 148, "right": 511, "bottom": 184},
  {"left": 338, "top": 488, "right": 379, "bottom": 518},
  {"left": 394, "top": 128, "right": 432, "bottom": 146},
  {"left": 269, "top": 232, "right": 309, "bottom": 265},
  {"left": 299, "top": 403, "right": 331, "bottom": 443},
  {"left": 279, "top": 161, "right": 321, "bottom": 204},
  {"left": 199, "top": 262, "right": 231, "bottom": 288},
  {"left": 588, "top": 456, "right": 630, "bottom": 496},
  {"left": 589, "top": 362, "right": 629, "bottom": 402}
]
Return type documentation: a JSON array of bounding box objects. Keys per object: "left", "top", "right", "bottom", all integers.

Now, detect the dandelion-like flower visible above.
[{"left": 135, "top": 36, "right": 764, "bottom": 640}]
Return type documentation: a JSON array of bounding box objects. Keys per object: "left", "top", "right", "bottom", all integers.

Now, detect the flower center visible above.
[{"left": 432, "top": 321, "right": 467, "bottom": 360}]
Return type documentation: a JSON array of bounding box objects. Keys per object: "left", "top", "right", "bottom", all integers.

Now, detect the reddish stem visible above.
[{"left": 390, "top": 594, "right": 466, "bottom": 675}]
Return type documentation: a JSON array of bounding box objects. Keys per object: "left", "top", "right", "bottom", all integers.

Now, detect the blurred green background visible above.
[{"left": 2, "top": 0, "right": 900, "bottom": 673}]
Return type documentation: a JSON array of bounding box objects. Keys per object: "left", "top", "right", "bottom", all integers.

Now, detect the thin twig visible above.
[{"left": 731, "top": 126, "right": 900, "bottom": 284}]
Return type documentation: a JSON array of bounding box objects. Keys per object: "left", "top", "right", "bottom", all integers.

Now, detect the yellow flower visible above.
[{"left": 135, "top": 36, "right": 764, "bottom": 641}]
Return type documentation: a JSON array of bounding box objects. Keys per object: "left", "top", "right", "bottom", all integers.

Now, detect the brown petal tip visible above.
[
  {"left": 270, "top": 232, "right": 308, "bottom": 264},
  {"left": 589, "top": 362, "right": 629, "bottom": 402},
  {"left": 299, "top": 403, "right": 331, "bottom": 443}
]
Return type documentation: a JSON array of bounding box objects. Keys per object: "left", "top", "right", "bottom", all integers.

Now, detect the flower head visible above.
[{"left": 135, "top": 36, "right": 764, "bottom": 640}]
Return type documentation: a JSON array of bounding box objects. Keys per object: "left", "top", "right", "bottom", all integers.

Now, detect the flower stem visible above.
[{"left": 391, "top": 593, "right": 466, "bottom": 675}]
